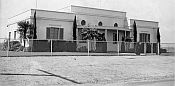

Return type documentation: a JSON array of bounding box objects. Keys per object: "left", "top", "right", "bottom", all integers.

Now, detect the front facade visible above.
[{"left": 7, "top": 5, "right": 159, "bottom": 52}]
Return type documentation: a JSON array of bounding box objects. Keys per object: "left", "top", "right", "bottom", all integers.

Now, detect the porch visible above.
[{"left": 77, "top": 26, "right": 131, "bottom": 52}]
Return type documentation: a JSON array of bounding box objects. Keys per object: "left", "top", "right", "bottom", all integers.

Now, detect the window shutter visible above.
[
  {"left": 147, "top": 34, "right": 150, "bottom": 42},
  {"left": 54, "top": 28, "right": 59, "bottom": 39},
  {"left": 46, "top": 28, "right": 50, "bottom": 39},
  {"left": 140, "top": 33, "right": 142, "bottom": 42},
  {"left": 59, "top": 28, "right": 64, "bottom": 39}
]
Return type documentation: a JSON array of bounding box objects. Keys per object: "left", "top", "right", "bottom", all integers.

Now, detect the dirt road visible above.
[{"left": 0, "top": 56, "right": 174, "bottom": 86}]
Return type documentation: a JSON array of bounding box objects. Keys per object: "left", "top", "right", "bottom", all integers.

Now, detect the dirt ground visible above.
[{"left": 0, "top": 56, "right": 174, "bottom": 86}]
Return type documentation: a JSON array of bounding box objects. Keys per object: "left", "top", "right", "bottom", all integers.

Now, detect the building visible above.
[{"left": 7, "top": 5, "right": 159, "bottom": 52}]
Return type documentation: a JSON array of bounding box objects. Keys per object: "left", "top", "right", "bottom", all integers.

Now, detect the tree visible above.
[
  {"left": 157, "top": 28, "right": 161, "bottom": 55},
  {"left": 157, "top": 28, "right": 160, "bottom": 43},
  {"left": 33, "top": 10, "right": 37, "bottom": 39},
  {"left": 81, "top": 28, "right": 105, "bottom": 41},
  {"left": 73, "top": 16, "right": 77, "bottom": 40},
  {"left": 17, "top": 21, "right": 34, "bottom": 47},
  {"left": 81, "top": 28, "right": 106, "bottom": 51},
  {"left": 133, "top": 21, "right": 139, "bottom": 54},
  {"left": 133, "top": 21, "right": 137, "bottom": 42}
]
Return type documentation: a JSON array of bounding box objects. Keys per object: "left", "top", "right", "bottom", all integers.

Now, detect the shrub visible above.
[{"left": 2, "top": 40, "right": 23, "bottom": 51}]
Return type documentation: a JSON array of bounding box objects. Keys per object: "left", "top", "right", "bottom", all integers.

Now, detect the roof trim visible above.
[
  {"left": 130, "top": 19, "right": 158, "bottom": 23},
  {"left": 31, "top": 9, "right": 74, "bottom": 15},
  {"left": 75, "top": 12, "right": 125, "bottom": 19},
  {"left": 71, "top": 5, "right": 126, "bottom": 13},
  {"left": 8, "top": 9, "right": 31, "bottom": 19}
]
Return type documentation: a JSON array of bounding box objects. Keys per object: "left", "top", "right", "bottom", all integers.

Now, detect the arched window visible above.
[
  {"left": 98, "top": 21, "right": 103, "bottom": 26},
  {"left": 114, "top": 23, "right": 118, "bottom": 27},
  {"left": 81, "top": 20, "right": 86, "bottom": 26}
]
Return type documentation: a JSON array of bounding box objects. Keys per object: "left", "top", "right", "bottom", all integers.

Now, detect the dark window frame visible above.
[
  {"left": 14, "top": 31, "right": 17, "bottom": 39},
  {"left": 114, "top": 23, "right": 118, "bottom": 27},
  {"left": 81, "top": 20, "right": 86, "bottom": 26},
  {"left": 139, "top": 33, "right": 150, "bottom": 42},
  {"left": 98, "top": 21, "right": 103, "bottom": 26},
  {"left": 46, "top": 27, "right": 64, "bottom": 39},
  {"left": 113, "top": 33, "right": 118, "bottom": 44}
]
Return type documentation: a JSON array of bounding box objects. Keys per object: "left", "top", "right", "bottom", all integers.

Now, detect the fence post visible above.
[
  {"left": 144, "top": 42, "right": 146, "bottom": 55},
  {"left": 31, "top": 39, "right": 33, "bottom": 55},
  {"left": 51, "top": 39, "right": 52, "bottom": 56},
  {"left": 151, "top": 43, "right": 153, "bottom": 54},
  {"left": 87, "top": 40, "right": 90, "bottom": 56},
  {"left": 7, "top": 39, "right": 9, "bottom": 57},
  {"left": 158, "top": 42, "right": 160, "bottom": 55},
  {"left": 117, "top": 42, "right": 120, "bottom": 55}
]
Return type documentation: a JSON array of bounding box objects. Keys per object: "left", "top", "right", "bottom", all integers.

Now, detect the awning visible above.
[{"left": 77, "top": 25, "right": 131, "bottom": 31}]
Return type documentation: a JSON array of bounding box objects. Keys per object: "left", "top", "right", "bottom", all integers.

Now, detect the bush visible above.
[{"left": 2, "top": 40, "right": 23, "bottom": 51}]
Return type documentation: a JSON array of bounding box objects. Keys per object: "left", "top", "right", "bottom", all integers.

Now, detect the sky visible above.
[{"left": 0, "top": 0, "right": 175, "bottom": 43}]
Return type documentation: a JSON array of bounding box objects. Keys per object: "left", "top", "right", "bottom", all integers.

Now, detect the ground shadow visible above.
[
  {"left": 0, "top": 73, "right": 51, "bottom": 76},
  {"left": 0, "top": 69, "right": 82, "bottom": 84},
  {"left": 36, "top": 69, "right": 82, "bottom": 84}
]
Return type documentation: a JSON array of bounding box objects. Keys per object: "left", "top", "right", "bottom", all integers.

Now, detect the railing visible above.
[{"left": 0, "top": 38, "right": 174, "bottom": 57}]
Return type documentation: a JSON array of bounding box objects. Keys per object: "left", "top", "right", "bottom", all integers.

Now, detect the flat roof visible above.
[
  {"left": 130, "top": 19, "right": 158, "bottom": 23},
  {"left": 71, "top": 5, "right": 126, "bottom": 13},
  {"left": 8, "top": 9, "right": 74, "bottom": 19},
  {"left": 8, "top": 9, "right": 31, "bottom": 19},
  {"left": 9, "top": 6, "right": 126, "bottom": 19},
  {"left": 31, "top": 9, "right": 74, "bottom": 14}
]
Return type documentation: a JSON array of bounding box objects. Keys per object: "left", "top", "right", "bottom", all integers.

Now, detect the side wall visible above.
[
  {"left": 76, "top": 14, "right": 127, "bottom": 28},
  {"left": 130, "top": 19, "right": 159, "bottom": 43},
  {"left": 7, "top": 10, "right": 31, "bottom": 40},
  {"left": 31, "top": 9, "right": 74, "bottom": 40},
  {"left": 71, "top": 5, "right": 126, "bottom": 18}
]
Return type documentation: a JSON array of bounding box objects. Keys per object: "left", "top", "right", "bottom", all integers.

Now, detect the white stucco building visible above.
[{"left": 7, "top": 5, "right": 159, "bottom": 52}]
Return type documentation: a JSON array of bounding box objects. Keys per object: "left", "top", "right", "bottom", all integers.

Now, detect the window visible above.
[
  {"left": 113, "top": 33, "right": 117, "bottom": 44},
  {"left": 98, "top": 21, "right": 103, "bottom": 26},
  {"left": 46, "top": 27, "right": 63, "bottom": 39},
  {"left": 140, "top": 33, "right": 150, "bottom": 42},
  {"left": 81, "top": 20, "right": 86, "bottom": 26},
  {"left": 114, "top": 23, "right": 118, "bottom": 27},
  {"left": 9, "top": 32, "right": 11, "bottom": 39},
  {"left": 14, "top": 31, "right": 17, "bottom": 39}
]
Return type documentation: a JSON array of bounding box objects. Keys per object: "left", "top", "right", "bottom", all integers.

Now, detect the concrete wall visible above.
[
  {"left": 31, "top": 9, "right": 74, "bottom": 21},
  {"left": 7, "top": 24, "right": 19, "bottom": 40},
  {"left": 107, "top": 30, "right": 118, "bottom": 51},
  {"left": 76, "top": 14, "right": 126, "bottom": 28},
  {"left": 7, "top": 10, "right": 31, "bottom": 40},
  {"left": 130, "top": 19, "right": 159, "bottom": 43},
  {"left": 7, "top": 6, "right": 159, "bottom": 44},
  {"left": 71, "top": 5, "right": 126, "bottom": 18},
  {"left": 31, "top": 9, "right": 74, "bottom": 40},
  {"left": 72, "top": 5, "right": 128, "bottom": 29},
  {"left": 8, "top": 10, "right": 31, "bottom": 26},
  {"left": 130, "top": 19, "right": 158, "bottom": 28},
  {"left": 137, "top": 27, "right": 157, "bottom": 43},
  {"left": 35, "top": 19, "right": 74, "bottom": 40},
  {"left": 7, "top": 7, "right": 129, "bottom": 41}
]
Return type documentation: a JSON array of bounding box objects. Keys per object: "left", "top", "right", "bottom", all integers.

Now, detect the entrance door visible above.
[
  {"left": 46, "top": 27, "right": 64, "bottom": 39},
  {"left": 139, "top": 33, "right": 150, "bottom": 53},
  {"left": 139, "top": 33, "right": 150, "bottom": 42}
]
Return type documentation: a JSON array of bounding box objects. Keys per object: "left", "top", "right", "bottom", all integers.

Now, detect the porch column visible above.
[
  {"left": 130, "top": 31, "right": 132, "bottom": 37},
  {"left": 76, "top": 28, "right": 79, "bottom": 42},
  {"left": 144, "top": 42, "right": 147, "bottom": 55},
  {"left": 125, "top": 31, "right": 126, "bottom": 39},
  {"left": 117, "top": 30, "right": 118, "bottom": 41},
  {"left": 105, "top": 29, "right": 108, "bottom": 41},
  {"left": 151, "top": 43, "right": 153, "bottom": 54}
]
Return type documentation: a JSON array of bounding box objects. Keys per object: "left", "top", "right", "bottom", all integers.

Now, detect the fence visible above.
[
  {"left": 0, "top": 38, "right": 174, "bottom": 57},
  {"left": 160, "top": 43, "right": 175, "bottom": 56}
]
